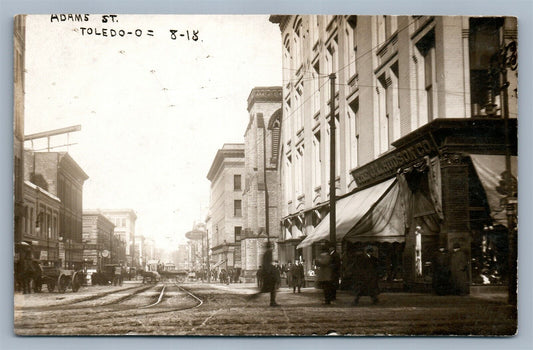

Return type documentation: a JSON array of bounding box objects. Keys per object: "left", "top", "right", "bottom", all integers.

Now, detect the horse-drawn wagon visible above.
[
  {"left": 40, "top": 266, "right": 84, "bottom": 292},
  {"left": 91, "top": 264, "right": 125, "bottom": 286}
]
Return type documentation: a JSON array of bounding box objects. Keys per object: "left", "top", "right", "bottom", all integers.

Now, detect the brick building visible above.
[
  {"left": 82, "top": 210, "right": 116, "bottom": 269},
  {"left": 206, "top": 144, "right": 245, "bottom": 274},
  {"left": 241, "top": 87, "right": 283, "bottom": 281},
  {"left": 22, "top": 181, "right": 61, "bottom": 264},
  {"left": 24, "top": 151, "right": 89, "bottom": 269},
  {"left": 100, "top": 209, "right": 137, "bottom": 267},
  {"left": 270, "top": 15, "right": 517, "bottom": 293},
  {"left": 13, "top": 15, "right": 26, "bottom": 245}
]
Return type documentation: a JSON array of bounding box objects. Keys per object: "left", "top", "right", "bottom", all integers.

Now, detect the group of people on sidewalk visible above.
[
  {"left": 316, "top": 244, "right": 379, "bottom": 306},
  {"left": 250, "top": 242, "right": 380, "bottom": 307}
]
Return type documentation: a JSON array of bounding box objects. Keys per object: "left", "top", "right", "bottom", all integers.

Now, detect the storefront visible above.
[{"left": 298, "top": 118, "right": 517, "bottom": 294}]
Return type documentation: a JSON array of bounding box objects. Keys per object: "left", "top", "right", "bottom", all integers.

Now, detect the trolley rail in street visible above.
[{"left": 14, "top": 281, "right": 205, "bottom": 331}]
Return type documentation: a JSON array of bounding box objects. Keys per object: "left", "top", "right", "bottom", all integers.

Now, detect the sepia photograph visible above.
[{"left": 13, "top": 14, "right": 518, "bottom": 336}]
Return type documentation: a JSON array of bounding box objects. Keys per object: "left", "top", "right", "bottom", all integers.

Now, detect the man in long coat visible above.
[
  {"left": 432, "top": 247, "right": 451, "bottom": 295},
  {"left": 317, "top": 244, "right": 341, "bottom": 304},
  {"left": 289, "top": 260, "right": 305, "bottom": 293},
  {"left": 248, "top": 243, "right": 280, "bottom": 306},
  {"left": 353, "top": 246, "right": 379, "bottom": 305}
]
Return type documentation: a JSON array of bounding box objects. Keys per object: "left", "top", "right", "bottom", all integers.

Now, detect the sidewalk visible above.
[{"left": 201, "top": 281, "right": 510, "bottom": 307}]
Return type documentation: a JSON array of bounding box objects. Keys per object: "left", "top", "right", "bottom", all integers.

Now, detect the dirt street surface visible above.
[{"left": 14, "top": 281, "right": 516, "bottom": 336}]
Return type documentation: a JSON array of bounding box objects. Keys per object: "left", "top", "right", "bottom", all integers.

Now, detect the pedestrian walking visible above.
[
  {"left": 286, "top": 262, "right": 293, "bottom": 288},
  {"left": 289, "top": 259, "right": 305, "bottom": 293},
  {"left": 352, "top": 246, "right": 380, "bottom": 305},
  {"left": 432, "top": 247, "right": 451, "bottom": 295},
  {"left": 329, "top": 245, "right": 341, "bottom": 300},
  {"left": 450, "top": 243, "right": 469, "bottom": 295},
  {"left": 247, "top": 243, "right": 280, "bottom": 306},
  {"left": 317, "top": 243, "right": 340, "bottom": 304},
  {"left": 256, "top": 266, "right": 263, "bottom": 288}
]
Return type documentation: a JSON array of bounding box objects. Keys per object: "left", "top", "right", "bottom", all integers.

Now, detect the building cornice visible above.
[
  {"left": 58, "top": 152, "right": 89, "bottom": 181},
  {"left": 206, "top": 144, "right": 245, "bottom": 181},
  {"left": 269, "top": 15, "right": 291, "bottom": 32},
  {"left": 246, "top": 86, "right": 283, "bottom": 112}
]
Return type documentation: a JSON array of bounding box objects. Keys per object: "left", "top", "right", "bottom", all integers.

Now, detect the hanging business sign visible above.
[{"left": 351, "top": 138, "right": 437, "bottom": 187}]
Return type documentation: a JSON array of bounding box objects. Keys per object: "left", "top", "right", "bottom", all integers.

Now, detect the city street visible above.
[{"left": 14, "top": 281, "right": 516, "bottom": 336}]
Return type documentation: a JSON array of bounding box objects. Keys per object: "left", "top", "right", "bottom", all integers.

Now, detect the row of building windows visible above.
[
  {"left": 112, "top": 217, "right": 127, "bottom": 228},
  {"left": 280, "top": 15, "right": 508, "bottom": 217},
  {"left": 23, "top": 205, "right": 59, "bottom": 240}
]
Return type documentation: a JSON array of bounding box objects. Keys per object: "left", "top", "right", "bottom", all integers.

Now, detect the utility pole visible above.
[
  {"left": 206, "top": 230, "right": 210, "bottom": 283},
  {"left": 263, "top": 120, "right": 270, "bottom": 244},
  {"left": 329, "top": 73, "right": 337, "bottom": 245}
]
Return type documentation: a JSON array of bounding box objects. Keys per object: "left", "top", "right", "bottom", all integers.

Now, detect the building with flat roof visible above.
[
  {"left": 270, "top": 15, "right": 517, "bottom": 294},
  {"left": 206, "top": 144, "right": 245, "bottom": 274},
  {"left": 82, "top": 210, "right": 116, "bottom": 269},
  {"left": 100, "top": 209, "right": 138, "bottom": 267},
  {"left": 23, "top": 150, "right": 89, "bottom": 269}
]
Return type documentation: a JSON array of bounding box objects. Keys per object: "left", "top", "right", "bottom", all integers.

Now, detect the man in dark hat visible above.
[
  {"left": 450, "top": 243, "right": 469, "bottom": 295},
  {"left": 432, "top": 247, "right": 451, "bottom": 295},
  {"left": 247, "top": 242, "right": 281, "bottom": 306},
  {"left": 353, "top": 246, "right": 379, "bottom": 305},
  {"left": 317, "top": 243, "right": 341, "bottom": 304}
]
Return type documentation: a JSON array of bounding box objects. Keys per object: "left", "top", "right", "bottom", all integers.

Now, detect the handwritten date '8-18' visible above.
[{"left": 170, "top": 29, "right": 199, "bottom": 41}]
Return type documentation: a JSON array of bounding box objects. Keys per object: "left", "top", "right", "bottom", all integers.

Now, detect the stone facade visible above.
[
  {"left": 206, "top": 144, "right": 245, "bottom": 272},
  {"left": 241, "top": 87, "right": 282, "bottom": 281},
  {"left": 270, "top": 15, "right": 518, "bottom": 291}
]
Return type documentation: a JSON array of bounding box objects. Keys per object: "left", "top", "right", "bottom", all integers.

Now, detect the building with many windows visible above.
[
  {"left": 270, "top": 15, "right": 517, "bottom": 293},
  {"left": 100, "top": 209, "right": 137, "bottom": 267},
  {"left": 23, "top": 151, "right": 89, "bottom": 269},
  {"left": 206, "top": 144, "right": 245, "bottom": 275},
  {"left": 22, "top": 180, "right": 61, "bottom": 264},
  {"left": 82, "top": 210, "right": 116, "bottom": 270},
  {"left": 14, "top": 15, "right": 26, "bottom": 246}
]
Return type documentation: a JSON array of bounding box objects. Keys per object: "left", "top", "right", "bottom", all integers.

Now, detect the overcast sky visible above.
[{"left": 23, "top": 14, "right": 282, "bottom": 248}]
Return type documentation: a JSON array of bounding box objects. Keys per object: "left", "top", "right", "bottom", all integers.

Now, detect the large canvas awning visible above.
[
  {"left": 297, "top": 177, "right": 402, "bottom": 248},
  {"left": 470, "top": 154, "right": 518, "bottom": 227}
]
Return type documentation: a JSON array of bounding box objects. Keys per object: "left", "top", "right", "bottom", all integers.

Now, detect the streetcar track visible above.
[
  {"left": 15, "top": 284, "right": 151, "bottom": 311},
  {"left": 15, "top": 281, "right": 204, "bottom": 330},
  {"left": 139, "top": 285, "right": 166, "bottom": 308}
]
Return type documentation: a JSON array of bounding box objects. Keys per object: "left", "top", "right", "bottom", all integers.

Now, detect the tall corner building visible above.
[
  {"left": 269, "top": 15, "right": 517, "bottom": 294},
  {"left": 241, "top": 87, "right": 283, "bottom": 281},
  {"left": 206, "top": 144, "right": 245, "bottom": 274}
]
